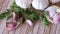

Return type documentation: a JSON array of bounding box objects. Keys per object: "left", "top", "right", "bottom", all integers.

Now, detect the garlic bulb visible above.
[
  {"left": 49, "top": 0, "right": 60, "bottom": 4},
  {"left": 32, "top": 0, "right": 49, "bottom": 10},
  {"left": 15, "top": 0, "right": 32, "bottom": 9},
  {"left": 45, "top": 5, "right": 60, "bottom": 24},
  {"left": 45, "top": 5, "right": 60, "bottom": 18}
]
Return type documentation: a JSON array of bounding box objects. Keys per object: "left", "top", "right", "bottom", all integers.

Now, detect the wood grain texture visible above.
[
  {"left": 0, "top": 0, "right": 5, "bottom": 11},
  {"left": 44, "top": 25, "right": 50, "bottom": 34},
  {"left": 38, "top": 21, "right": 45, "bottom": 34},
  {"left": 0, "top": 19, "right": 6, "bottom": 34},
  {"left": 0, "top": 0, "right": 10, "bottom": 13},
  {"left": 33, "top": 22, "right": 40, "bottom": 34},
  {"left": 56, "top": 23, "right": 60, "bottom": 34},
  {"left": 9, "top": 30, "right": 15, "bottom": 34},
  {"left": 50, "top": 24, "right": 57, "bottom": 34},
  {"left": 0, "top": 0, "right": 60, "bottom": 34},
  {"left": 2, "top": 28, "right": 9, "bottom": 34},
  {"left": 20, "top": 24, "right": 28, "bottom": 34}
]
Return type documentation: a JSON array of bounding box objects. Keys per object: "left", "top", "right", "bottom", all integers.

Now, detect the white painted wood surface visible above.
[{"left": 0, "top": 0, "right": 60, "bottom": 34}]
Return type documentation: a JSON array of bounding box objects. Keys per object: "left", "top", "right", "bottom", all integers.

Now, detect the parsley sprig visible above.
[{"left": 0, "top": 1, "right": 49, "bottom": 26}]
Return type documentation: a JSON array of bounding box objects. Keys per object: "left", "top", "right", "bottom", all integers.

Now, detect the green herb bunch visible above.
[{"left": 0, "top": 1, "right": 49, "bottom": 26}]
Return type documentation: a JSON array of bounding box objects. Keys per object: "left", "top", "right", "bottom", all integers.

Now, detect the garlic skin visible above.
[
  {"left": 56, "top": 8, "right": 60, "bottom": 13},
  {"left": 25, "top": 19, "right": 33, "bottom": 26},
  {"left": 32, "top": 0, "right": 49, "bottom": 10},
  {"left": 45, "top": 5, "right": 60, "bottom": 18},
  {"left": 49, "top": 0, "right": 60, "bottom": 4},
  {"left": 15, "top": 0, "right": 32, "bottom": 9},
  {"left": 53, "top": 13, "right": 60, "bottom": 24}
]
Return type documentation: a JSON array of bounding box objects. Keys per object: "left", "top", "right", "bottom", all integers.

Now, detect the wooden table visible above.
[{"left": 0, "top": 0, "right": 60, "bottom": 34}]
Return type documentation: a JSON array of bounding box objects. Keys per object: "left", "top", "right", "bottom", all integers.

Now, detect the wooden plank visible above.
[
  {"left": 2, "top": 27, "right": 9, "bottom": 34},
  {"left": 44, "top": 25, "right": 50, "bottom": 34},
  {"left": 33, "top": 22, "right": 40, "bottom": 34},
  {"left": 0, "top": 19, "right": 6, "bottom": 34},
  {"left": 15, "top": 25, "right": 22, "bottom": 34},
  {"left": 50, "top": 24, "right": 57, "bottom": 34},
  {"left": 0, "top": 0, "right": 5, "bottom": 11},
  {"left": 0, "top": 0, "right": 1, "bottom": 10},
  {"left": 0, "top": 0, "right": 10, "bottom": 13},
  {"left": 20, "top": 23, "right": 28, "bottom": 34},
  {"left": 38, "top": 21, "right": 45, "bottom": 34},
  {"left": 0, "top": 20, "right": 2, "bottom": 25},
  {"left": 7, "top": 0, "right": 13, "bottom": 9},
  {"left": 56, "top": 23, "right": 60, "bottom": 34},
  {"left": 9, "top": 30, "right": 15, "bottom": 34},
  {"left": 26, "top": 26, "right": 33, "bottom": 34},
  {"left": 26, "top": 24, "right": 33, "bottom": 34},
  {"left": 27, "top": 30, "right": 33, "bottom": 34}
]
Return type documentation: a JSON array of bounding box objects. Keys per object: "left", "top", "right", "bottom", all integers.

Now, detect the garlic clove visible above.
[
  {"left": 25, "top": 19, "right": 33, "bottom": 26},
  {"left": 13, "top": 12, "right": 18, "bottom": 21},
  {"left": 25, "top": 19, "right": 33, "bottom": 30},
  {"left": 32, "top": 0, "right": 49, "bottom": 10},
  {"left": 6, "top": 22, "right": 17, "bottom": 31},
  {"left": 6, "top": 22, "right": 20, "bottom": 31},
  {"left": 15, "top": 0, "right": 32, "bottom": 9},
  {"left": 49, "top": 0, "right": 60, "bottom": 4},
  {"left": 45, "top": 5, "right": 60, "bottom": 18}
]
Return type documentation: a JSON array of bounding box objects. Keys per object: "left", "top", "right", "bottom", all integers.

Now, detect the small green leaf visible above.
[
  {"left": 7, "top": 15, "right": 13, "bottom": 20},
  {"left": 42, "top": 16, "right": 49, "bottom": 26},
  {"left": 25, "top": 9, "right": 33, "bottom": 15},
  {"left": 0, "top": 9, "right": 11, "bottom": 19},
  {"left": 28, "top": 13, "right": 39, "bottom": 20},
  {"left": 22, "top": 17, "right": 26, "bottom": 24},
  {"left": 0, "top": 13, "right": 6, "bottom": 19}
]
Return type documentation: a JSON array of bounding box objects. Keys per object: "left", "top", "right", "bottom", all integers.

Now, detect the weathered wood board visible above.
[{"left": 0, "top": 0, "right": 60, "bottom": 34}]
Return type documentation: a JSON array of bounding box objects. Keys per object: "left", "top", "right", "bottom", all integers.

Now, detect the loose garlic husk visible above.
[
  {"left": 32, "top": 0, "right": 49, "bottom": 10},
  {"left": 49, "top": 0, "right": 60, "bottom": 4},
  {"left": 45, "top": 5, "right": 60, "bottom": 18},
  {"left": 15, "top": 0, "right": 32, "bottom": 9}
]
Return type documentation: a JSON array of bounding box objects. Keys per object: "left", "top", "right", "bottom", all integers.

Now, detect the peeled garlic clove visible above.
[
  {"left": 15, "top": 0, "right": 32, "bottom": 9},
  {"left": 49, "top": 0, "right": 60, "bottom": 4},
  {"left": 25, "top": 19, "right": 33, "bottom": 26},
  {"left": 45, "top": 5, "right": 60, "bottom": 18},
  {"left": 53, "top": 13, "right": 60, "bottom": 24},
  {"left": 32, "top": 0, "right": 49, "bottom": 10}
]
